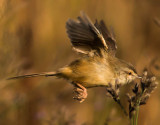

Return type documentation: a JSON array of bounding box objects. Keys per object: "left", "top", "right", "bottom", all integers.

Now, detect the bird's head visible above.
[{"left": 115, "top": 59, "right": 141, "bottom": 84}]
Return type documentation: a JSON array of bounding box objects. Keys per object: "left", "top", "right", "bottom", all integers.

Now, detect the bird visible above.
[{"left": 8, "top": 12, "right": 140, "bottom": 103}]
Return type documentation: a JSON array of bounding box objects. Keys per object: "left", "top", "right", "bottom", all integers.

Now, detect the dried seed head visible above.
[
  {"left": 143, "top": 71, "right": 148, "bottom": 76},
  {"left": 132, "top": 83, "right": 139, "bottom": 94},
  {"left": 155, "top": 81, "right": 159, "bottom": 85},
  {"left": 140, "top": 101, "right": 146, "bottom": 105},
  {"left": 140, "top": 94, "right": 150, "bottom": 105},
  {"left": 150, "top": 76, "right": 156, "bottom": 82},
  {"left": 144, "top": 94, "right": 150, "bottom": 99},
  {"left": 106, "top": 92, "right": 112, "bottom": 98}
]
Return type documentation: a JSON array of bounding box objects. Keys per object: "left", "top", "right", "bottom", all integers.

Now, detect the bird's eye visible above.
[{"left": 128, "top": 72, "right": 132, "bottom": 75}]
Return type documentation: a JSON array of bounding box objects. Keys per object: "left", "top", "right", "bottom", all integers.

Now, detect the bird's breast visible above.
[{"left": 60, "top": 59, "right": 115, "bottom": 88}]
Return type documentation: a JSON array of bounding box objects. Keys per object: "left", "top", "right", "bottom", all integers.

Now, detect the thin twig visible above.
[{"left": 106, "top": 83, "right": 128, "bottom": 116}]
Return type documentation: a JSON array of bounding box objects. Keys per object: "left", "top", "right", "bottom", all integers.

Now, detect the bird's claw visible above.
[{"left": 73, "top": 83, "right": 88, "bottom": 103}]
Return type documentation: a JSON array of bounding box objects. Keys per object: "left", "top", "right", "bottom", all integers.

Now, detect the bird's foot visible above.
[{"left": 73, "top": 83, "right": 88, "bottom": 103}]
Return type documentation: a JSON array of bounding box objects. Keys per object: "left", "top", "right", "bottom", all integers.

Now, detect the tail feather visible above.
[{"left": 7, "top": 72, "right": 57, "bottom": 80}]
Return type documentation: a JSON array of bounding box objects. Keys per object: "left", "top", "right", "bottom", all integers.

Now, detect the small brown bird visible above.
[{"left": 8, "top": 12, "right": 140, "bottom": 102}]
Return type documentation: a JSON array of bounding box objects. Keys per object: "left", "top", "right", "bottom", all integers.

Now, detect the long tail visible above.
[{"left": 7, "top": 72, "right": 57, "bottom": 80}]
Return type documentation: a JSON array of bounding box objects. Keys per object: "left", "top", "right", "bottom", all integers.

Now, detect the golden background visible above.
[{"left": 0, "top": 0, "right": 160, "bottom": 125}]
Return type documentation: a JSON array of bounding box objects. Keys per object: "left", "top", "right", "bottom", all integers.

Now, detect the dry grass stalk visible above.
[
  {"left": 127, "top": 70, "right": 158, "bottom": 119},
  {"left": 106, "top": 82, "right": 128, "bottom": 116},
  {"left": 106, "top": 70, "right": 159, "bottom": 123}
]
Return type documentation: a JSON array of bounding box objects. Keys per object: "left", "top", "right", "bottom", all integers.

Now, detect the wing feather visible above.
[
  {"left": 95, "top": 20, "right": 117, "bottom": 55},
  {"left": 66, "top": 12, "right": 117, "bottom": 56}
]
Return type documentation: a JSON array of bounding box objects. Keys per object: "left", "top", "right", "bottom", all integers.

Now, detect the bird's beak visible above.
[
  {"left": 136, "top": 74, "right": 142, "bottom": 79},
  {"left": 135, "top": 74, "right": 142, "bottom": 79},
  {"left": 137, "top": 76, "right": 142, "bottom": 79}
]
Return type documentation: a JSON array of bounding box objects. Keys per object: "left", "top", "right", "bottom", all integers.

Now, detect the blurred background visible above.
[{"left": 0, "top": 0, "right": 160, "bottom": 125}]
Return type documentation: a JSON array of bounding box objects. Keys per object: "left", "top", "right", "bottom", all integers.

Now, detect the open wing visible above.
[
  {"left": 95, "top": 20, "right": 117, "bottom": 56},
  {"left": 66, "top": 12, "right": 117, "bottom": 57}
]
